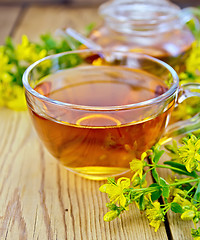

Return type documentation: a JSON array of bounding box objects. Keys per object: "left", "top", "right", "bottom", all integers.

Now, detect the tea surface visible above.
[{"left": 30, "top": 66, "right": 172, "bottom": 179}]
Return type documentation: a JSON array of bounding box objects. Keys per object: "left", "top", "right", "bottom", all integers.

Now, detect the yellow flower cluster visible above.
[
  {"left": 146, "top": 201, "right": 165, "bottom": 232},
  {"left": 185, "top": 42, "right": 200, "bottom": 75},
  {"left": 0, "top": 47, "right": 13, "bottom": 82},
  {"left": 0, "top": 35, "right": 48, "bottom": 110},
  {"left": 15, "top": 35, "right": 47, "bottom": 63},
  {"left": 100, "top": 177, "right": 130, "bottom": 209},
  {"left": 0, "top": 46, "right": 26, "bottom": 110},
  {"left": 0, "top": 84, "right": 26, "bottom": 110},
  {"left": 178, "top": 135, "right": 200, "bottom": 172},
  {"left": 172, "top": 188, "right": 200, "bottom": 227}
]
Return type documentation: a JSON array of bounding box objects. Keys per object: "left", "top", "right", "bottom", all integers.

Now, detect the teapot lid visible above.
[{"left": 99, "top": 0, "right": 181, "bottom": 25}]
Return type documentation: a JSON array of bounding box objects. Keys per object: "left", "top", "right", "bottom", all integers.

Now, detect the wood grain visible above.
[
  {"left": 0, "top": 4, "right": 198, "bottom": 240},
  {"left": 0, "top": 6, "right": 21, "bottom": 44},
  {"left": 0, "top": 109, "right": 168, "bottom": 239},
  {"left": 0, "top": 0, "right": 64, "bottom": 3},
  {"left": 13, "top": 5, "right": 102, "bottom": 43},
  {"left": 0, "top": 6, "right": 169, "bottom": 239},
  {"left": 156, "top": 149, "right": 200, "bottom": 240}
]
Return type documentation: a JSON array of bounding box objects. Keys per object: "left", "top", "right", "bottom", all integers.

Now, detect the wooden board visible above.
[
  {"left": 156, "top": 150, "right": 199, "bottom": 240},
  {"left": 0, "top": 0, "right": 64, "bottom": 3},
  {"left": 0, "top": 4, "right": 198, "bottom": 240},
  {"left": 0, "top": 6, "right": 21, "bottom": 44},
  {"left": 13, "top": 6, "right": 103, "bottom": 43},
  {"left": 0, "top": 5, "right": 169, "bottom": 240},
  {"left": 0, "top": 109, "right": 169, "bottom": 239}
]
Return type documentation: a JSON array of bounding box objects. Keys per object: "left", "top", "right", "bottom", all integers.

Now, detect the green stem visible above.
[
  {"left": 147, "top": 164, "right": 195, "bottom": 175},
  {"left": 129, "top": 186, "right": 159, "bottom": 193},
  {"left": 170, "top": 178, "right": 200, "bottom": 186},
  {"left": 186, "top": 183, "right": 198, "bottom": 196},
  {"left": 129, "top": 178, "right": 200, "bottom": 195}
]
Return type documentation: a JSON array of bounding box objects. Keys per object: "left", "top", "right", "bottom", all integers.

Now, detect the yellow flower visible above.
[
  {"left": 178, "top": 135, "right": 200, "bottom": 172},
  {"left": 15, "top": 35, "right": 47, "bottom": 63},
  {"left": 130, "top": 152, "right": 147, "bottom": 180},
  {"left": 0, "top": 84, "right": 27, "bottom": 110},
  {"left": 99, "top": 177, "right": 130, "bottom": 208},
  {"left": 0, "top": 47, "right": 13, "bottom": 81},
  {"left": 185, "top": 41, "right": 200, "bottom": 74},
  {"left": 6, "top": 85, "right": 27, "bottom": 111},
  {"left": 1, "top": 72, "right": 13, "bottom": 83},
  {"left": 146, "top": 201, "right": 165, "bottom": 232}
]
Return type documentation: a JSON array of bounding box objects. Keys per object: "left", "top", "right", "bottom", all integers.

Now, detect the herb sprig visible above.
[
  {"left": 0, "top": 33, "right": 80, "bottom": 110},
  {"left": 100, "top": 134, "right": 200, "bottom": 239}
]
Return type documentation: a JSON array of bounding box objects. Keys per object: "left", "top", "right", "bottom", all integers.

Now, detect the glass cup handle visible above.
[
  {"left": 181, "top": 7, "right": 200, "bottom": 38},
  {"left": 160, "top": 83, "right": 200, "bottom": 144}
]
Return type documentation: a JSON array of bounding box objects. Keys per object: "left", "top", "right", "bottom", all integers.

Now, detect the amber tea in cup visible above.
[{"left": 23, "top": 50, "right": 200, "bottom": 180}]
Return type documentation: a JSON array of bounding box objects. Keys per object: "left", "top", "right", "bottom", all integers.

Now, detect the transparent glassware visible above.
[
  {"left": 23, "top": 50, "right": 200, "bottom": 180},
  {"left": 89, "top": 0, "right": 198, "bottom": 72}
]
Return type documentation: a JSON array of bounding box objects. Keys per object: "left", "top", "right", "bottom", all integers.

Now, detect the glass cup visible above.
[{"left": 22, "top": 50, "right": 200, "bottom": 180}]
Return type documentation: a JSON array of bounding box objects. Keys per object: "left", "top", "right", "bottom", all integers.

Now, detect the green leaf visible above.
[
  {"left": 141, "top": 172, "right": 147, "bottom": 185},
  {"left": 162, "top": 186, "right": 170, "bottom": 199},
  {"left": 160, "top": 178, "right": 170, "bottom": 199},
  {"left": 164, "top": 161, "right": 198, "bottom": 177},
  {"left": 154, "top": 150, "right": 164, "bottom": 164},
  {"left": 159, "top": 177, "right": 167, "bottom": 186},
  {"left": 40, "top": 33, "right": 57, "bottom": 50},
  {"left": 194, "top": 181, "right": 200, "bottom": 203},
  {"left": 149, "top": 183, "right": 162, "bottom": 201},
  {"left": 171, "top": 202, "right": 184, "bottom": 213},
  {"left": 165, "top": 144, "right": 176, "bottom": 154},
  {"left": 151, "top": 189, "right": 162, "bottom": 201},
  {"left": 138, "top": 195, "right": 145, "bottom": 211},
  {"left": 106, "top": 203, "right": 120, "bottom": 211},
  {"left": 152, "top": 168, "right": 160, "bottom": 184},
  {"left": 5, "top": 36, "right": 14, "bottom": 50},
  {"left": 107, "top": 177, "right": 116, "bottom": 185},
  {"left": 191, "top": 227, "right": 200, "bottom": 238},
  {"left": 164, "top": 140, "right": 179, "bottom": 159},
  {"left": 151, "top": 145, "right": 164, "bottom": 164}
]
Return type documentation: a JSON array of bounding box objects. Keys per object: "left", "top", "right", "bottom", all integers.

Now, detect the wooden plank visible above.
[
  {"left": 0, "top": 5, "right": 168, "bottom": 239},
  {"left": 13, "top": 6, "right": 103, "bottom": 43},
  {"left": 157, "top": 148, "right": 200, "bottom": 240},
  {"left": 0, "top": 109, "right": 168, "bottom": 239},
  {"left": 0, "top": 0, "right": 103, "bottom": 3},
  {"left": 0, "top": 6, "right": 21, "bottom": 44},
  {"left": 0, "top": 0, "right": 64, "bottom": 3},
  {"left": 70, "top": 0, "right": 105, "bottom": 6}
]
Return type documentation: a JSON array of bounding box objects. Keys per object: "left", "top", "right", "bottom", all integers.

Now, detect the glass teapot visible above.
[{"left": 89, "top": 0, "right": 198, "bottom": 72}]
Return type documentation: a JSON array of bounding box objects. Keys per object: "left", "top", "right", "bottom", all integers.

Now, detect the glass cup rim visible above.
[{"left": 22, "top": 49, "right": 179, "bottom": 111}]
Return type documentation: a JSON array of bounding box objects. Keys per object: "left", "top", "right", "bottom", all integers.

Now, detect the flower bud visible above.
[
  {"left": 193, "top": 216, "right": 199, "bottom": 223},
  {"left": 103, "top": 211, "right": 119, "bottom": 222},
  {"left": 182, "top": 205, "right": 191, "bottom": 211},
  {"left": 181, "top": 210, "right": 195, "bottom": 221}
]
